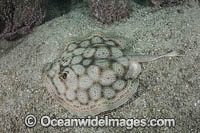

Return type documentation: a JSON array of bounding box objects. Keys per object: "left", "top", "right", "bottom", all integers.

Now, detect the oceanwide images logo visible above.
[
  {"left": 24, "top": 114, "right": 175, "bottom": 129},
  {"left": 39, "top": 115, "right": 146, "bottom": 129}
]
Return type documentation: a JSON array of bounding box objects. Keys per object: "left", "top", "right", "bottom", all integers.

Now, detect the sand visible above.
[{"left": 0, "top": 0, "right": 200, "bottom": 132}]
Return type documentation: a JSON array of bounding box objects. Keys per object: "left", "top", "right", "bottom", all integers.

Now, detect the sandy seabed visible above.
[{"left": 0, "top": 1, "right": 200, "bottom": 132}]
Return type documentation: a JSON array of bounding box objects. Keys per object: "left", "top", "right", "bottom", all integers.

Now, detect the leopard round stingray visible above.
[{"left": 42, "top": 32, "right": 139, "bottom": 116}]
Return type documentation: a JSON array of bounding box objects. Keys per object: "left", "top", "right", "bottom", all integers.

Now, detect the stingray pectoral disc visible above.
[{"left": 42, "top": 32, "right": 139, "bottom": 116}]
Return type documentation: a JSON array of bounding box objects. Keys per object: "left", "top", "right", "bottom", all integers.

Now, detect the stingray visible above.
[{"left": 42, "top": 32, "right": 184, "bottom": 116}]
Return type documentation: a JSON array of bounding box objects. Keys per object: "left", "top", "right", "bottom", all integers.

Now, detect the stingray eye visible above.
[
  {"left": 59, "top": 71, "right": 69, "bottom": 80},
  {"left": 62, "top": 73, "right": 67, "bottom": 79}
]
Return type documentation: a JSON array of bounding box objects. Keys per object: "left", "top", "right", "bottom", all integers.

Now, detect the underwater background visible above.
[{"left": 0, "top": 0, "right": 200, "bottom": 132}]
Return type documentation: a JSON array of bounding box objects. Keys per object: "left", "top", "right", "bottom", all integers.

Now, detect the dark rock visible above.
[
  {"left": 0, "top": 0, "right": 47, "bottom": 41},
  {"left": 88, "top": 0, "right": 131, "bottom": 24}
]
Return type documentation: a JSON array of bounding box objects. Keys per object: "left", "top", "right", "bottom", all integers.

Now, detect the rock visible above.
[
  {"left": 88, "top": 0, "right": 131, "bottom": 24},
  {"left": 0, "top": 0, "right": 47, "bottom": 41}
]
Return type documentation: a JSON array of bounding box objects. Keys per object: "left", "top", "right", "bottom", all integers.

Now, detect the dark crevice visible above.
[
  {"left": 0, "top": 18, "right": 5, "bottom": 34},
  {"left": 45, "top": 0, "right": 83, "bottom": 21}
]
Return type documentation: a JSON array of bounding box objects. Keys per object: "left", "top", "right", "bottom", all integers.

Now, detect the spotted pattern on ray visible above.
[{"left": 42, "top": 32, "right": 184, "bottom": 116}]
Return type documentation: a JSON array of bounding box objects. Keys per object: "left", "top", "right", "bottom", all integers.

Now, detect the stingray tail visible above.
[{"left": 129, "top": 50, "right": 185, "bottom": 63}]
